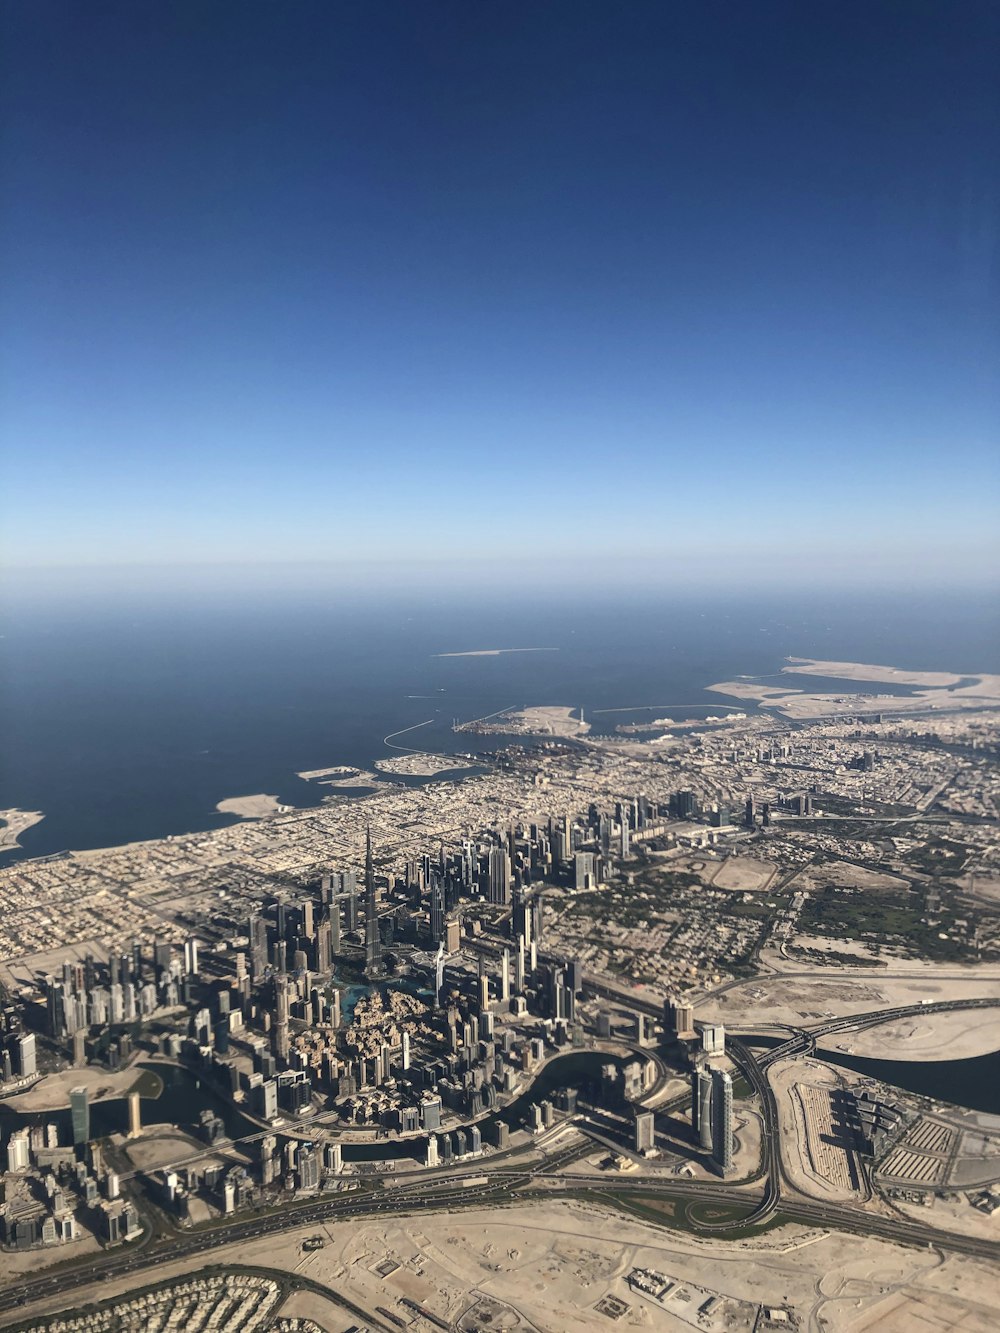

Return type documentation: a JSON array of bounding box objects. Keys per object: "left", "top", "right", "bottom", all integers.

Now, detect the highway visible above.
[
  {"left": 4, "top": 995, "right": 1000, "bottom": 1322},
  {"left": 3, "top": 1156, "right": 1000, "bottom": 1323},
  {"left": 753, "top": 996, "right": 1000, "bottom": 1069}
]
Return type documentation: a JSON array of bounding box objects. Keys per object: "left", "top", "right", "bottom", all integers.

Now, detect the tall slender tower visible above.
[
  {"left": 330, "top": 893, "right": 341, "bottom": 954},
  {"left": 364, "top": 826, "right": 383, "bottom": 976},
  {"left": 711, "top": 1068, "right": 734, "bottom": 1174},
  {"left": 696, "top": 1067, "right": 713, "bottom": 1151},
  {"left": 274, "top": 973, "right": 290, "bottom": 1063}
]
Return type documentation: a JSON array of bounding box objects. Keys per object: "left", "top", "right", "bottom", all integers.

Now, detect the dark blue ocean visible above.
[{"left": 1, "top": 584, "right": 997, "bottom": 860}]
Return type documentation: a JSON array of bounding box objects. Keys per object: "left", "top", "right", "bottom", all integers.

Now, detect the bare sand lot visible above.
[
  {"left": 10, "top": 1199, "right": 1000, "bottom": 1333},
  {"left": 703, "top": 967, "right": 1000, "bottom": 1056},
  {"left": 0, "top": 1064, "right": 146, "bottom": 1112},
  {"left": 785, "top": 933, "right": 890, "bottom": 965},
  {"left": 817, "top": 1006, "right": 1000, "bottom": 1062},
  {"left": 123, "top": 1126, "right": 221, "bottom": 1173},
  {"left": 0, "top": 939, "right": 110, "bottom": 992},
  {"left": 709, "top": 856, "right": 779, "bottom": 893},
  {"left": 770, "top": 1057, "right": 864, "bottom": 1204},
  {"left": 959, "top": 873, "right": 1000, "bottom": 906},
  {"left": 798, "top": 861, "right": 911, "bottom": 894},
  {"left": 215, "top": 793, "right": 285, "bottom": 819},
  {"left": 890, "top": 1191, "right": 1000, "bottom": 1247},
  {"left": 706, "top": 681, "right": 794, "bottom": 700}
]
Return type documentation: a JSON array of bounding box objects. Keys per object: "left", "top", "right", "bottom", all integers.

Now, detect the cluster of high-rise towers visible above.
[{"left": 664, "top": 997, "right": 734, "bottom": 1175}]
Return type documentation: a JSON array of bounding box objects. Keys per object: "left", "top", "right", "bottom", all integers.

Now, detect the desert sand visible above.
[
  {"left": 9, "top": 1198, "right": 1000, "bottom": 1332},
  {"left": 702, "top": 962, "right": 1000, "bottom": 1060},
  {"left": 708, "top": 659, "right": 1000, "bottom": 720},
  {"left": 817, "top": 1006, "right": 1000, "bottom": 1062},
  {"left": 0, "top": 1064, "right": 147, "bottom": 1112},
  {"left": 782, "top": 658, "right": 968, "bottom": 687}
]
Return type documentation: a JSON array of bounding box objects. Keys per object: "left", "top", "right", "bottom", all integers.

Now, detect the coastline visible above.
[
  {"left": 708, "top": 658, "right": 1000, "bottom": 720},
  {"left": 0, "top": 808, "right": 45, "bottom": 855},
  {"left": 215, "top": 793, "right": 289, "bottom": 820},
  {"left": 5, "top": 654, "right": 997, "bottom": 864}
]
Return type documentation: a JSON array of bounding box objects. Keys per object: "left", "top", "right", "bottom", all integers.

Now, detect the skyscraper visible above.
[
  {"left": 429, "top": 874, "right": 445, "bottom": 944},
  {"left": 70, "top": 1086, "right": 90, "bottom": 1145},
  {"left": 330, "top": 894, "right": 341, "bottom": 953},
  {"left": 574, "top": 851, "right": 597, "bottom": 892},
  {"left": 343, "top": 870, "right": 358, "bottom": 932},
  {"left": 183, "top": 937, "right": 200, "bottom": 976},
  {"left": 274, "top": 973, "right": 290, "bottom": 1062},
  {"left": 487, "top": 846, "right": 511, "bottom": 906},
  {"left": 16, "top": 1032, "right": 36, "bottom": 1078},
  {"left": 364, "top": 827, "right": 384, "bottom": 977},
  {"left": 316, "top": 918, "right": 332, "bottom": 974},
  {"left": 711, "top": 1067, "right": 734, "bottom": 1174},
  {"left": 692, "top": 1068, "right": 713, "bottom": 1152},
  {"left": 634, "top": 1109, "right": 655, "bottom": 1154}
]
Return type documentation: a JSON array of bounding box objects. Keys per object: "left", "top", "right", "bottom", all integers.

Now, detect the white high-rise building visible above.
[
  {"left": 6, "top": 1128, "right": 31, "bottom": 1172},
  {"left": 183, "top": 937, "right": 200, "bottom": 976}
]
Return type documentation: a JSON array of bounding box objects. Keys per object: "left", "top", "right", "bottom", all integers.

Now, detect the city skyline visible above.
[{"left": 2, "top": 3, "right": 998, "bottom": 586}]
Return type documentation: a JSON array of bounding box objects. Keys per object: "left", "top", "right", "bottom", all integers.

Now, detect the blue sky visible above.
[{"left": 1, "top": 2, "right": 997, "bottom": 587}]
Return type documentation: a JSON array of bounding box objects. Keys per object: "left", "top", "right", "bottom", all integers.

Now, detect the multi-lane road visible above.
[
  {"left": 4, "top": 997, "right": 1000, "bottom": 1324},
  {"left": 3, "top": 1151, "right": 1000, "bottom": 1324}
]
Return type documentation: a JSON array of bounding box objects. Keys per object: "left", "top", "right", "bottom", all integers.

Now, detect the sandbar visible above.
[
  {"left": 216, "top": 793, "right": 286, "bottom": 819},
  {"left": 0, "top": 808, "right": 44, "bottom": 854},
  {"left": 435, "top": 646, "right": 557, "bottom": 657},
  {"left": 782, "top": 657, "right": 966, "bottom": 687}
]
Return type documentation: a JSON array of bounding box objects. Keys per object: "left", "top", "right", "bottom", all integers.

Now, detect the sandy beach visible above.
[
  {"left": 0, "top": 808, "right": 44, "bottom": 854},
  {"left": 215, "top": 793, "right": 286, "bottom": 819}
]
